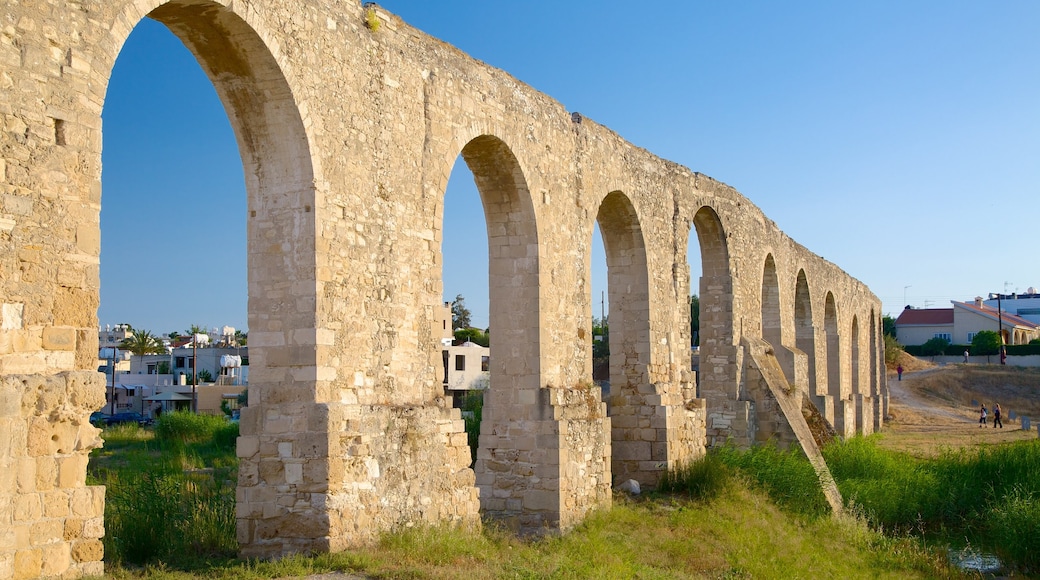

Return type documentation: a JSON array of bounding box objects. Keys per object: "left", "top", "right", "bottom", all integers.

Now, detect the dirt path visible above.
[
  {"left": 888, "top": 367, "right": 966, "bottom": 422},
  {"left": 880, "top": 366, "right": 1037, "bottom": 455}
]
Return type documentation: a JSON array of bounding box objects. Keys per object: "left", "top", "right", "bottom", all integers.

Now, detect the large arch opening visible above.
[
  {"left": 794, "top": 270, "right": 817, "bottom": 402},
  {"left": 439, "top": 155, "right": 490, "bottom": 456},
  {"left": 452, "top": 135, "right": 542, "bottom": 525},
  {"left": 97, "top": 0, "right": 318, "bottom": 561},
  {"left": 688, "top": 207, "right": 734, "bottom": 443},
  {"left": 851, "top": 314, "right": 862, "bottom": 433},
  {"left": 594, "top": 191, "right": 651, "bottom": 485},
  {"left": 761, "top": 255, "right": 782, "bottom": 350},
  {"left": 824, "top": 292, "right": 842, "bottom": 434}
]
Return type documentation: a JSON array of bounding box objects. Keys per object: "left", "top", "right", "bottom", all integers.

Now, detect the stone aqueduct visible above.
[{"left": 0, "top": 1, "right": 886, "bottom": 577}]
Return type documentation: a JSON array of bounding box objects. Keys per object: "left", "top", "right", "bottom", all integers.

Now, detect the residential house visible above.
[
  {"left": 436, "top": 300, "right": 489, "bottom": 407},
  {"left": 895, "top": 299, "right": 1040, "bottom": 346}
]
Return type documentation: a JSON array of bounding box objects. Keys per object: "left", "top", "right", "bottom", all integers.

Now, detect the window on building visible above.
[
  {"left": 967, "top": 332, "right": 976, "bottom": 343},
  {"left": 934, "top": 333, "right": 952, "bottom": 342},
  {"left": 455, "top": 355, "right": 465, "bottom": 371},
  {"left": 175, "top": 356, "right": 186, "bottom": 368},
  {"left": 481, "top": 355, "right": 489, "bottom": 372},
  {"left": 147, "top": 364, "right": 156, "bottom": 375}
]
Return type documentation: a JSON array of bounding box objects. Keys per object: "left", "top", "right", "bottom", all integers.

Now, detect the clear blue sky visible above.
[{"left": 100, "top": 1, "right": 1040, "bottom": 335}]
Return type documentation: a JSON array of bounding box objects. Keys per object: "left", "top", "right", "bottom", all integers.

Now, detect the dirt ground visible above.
[{"left": 880, "top": 360, "right": 1040, "bottom": 456}]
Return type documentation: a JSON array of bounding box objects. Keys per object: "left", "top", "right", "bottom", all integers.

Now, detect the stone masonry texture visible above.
[{"left": 0, "top": 1, "right": 886, "bottom": 577}]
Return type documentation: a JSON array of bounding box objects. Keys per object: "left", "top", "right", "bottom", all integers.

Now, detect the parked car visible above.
[
  {"left": 89, "top": 412, "right": 107, "bottom": 426},
  {"left": 103, "top": 412, "right": 153, "bottom": 427}
]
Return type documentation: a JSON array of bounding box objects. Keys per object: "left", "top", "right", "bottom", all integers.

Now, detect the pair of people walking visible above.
[{"left": 978, "top": 403, "right": 1003, "bottom": 428}]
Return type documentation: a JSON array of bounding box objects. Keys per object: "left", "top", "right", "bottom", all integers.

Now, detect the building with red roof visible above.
[{"left": 895, "top": 298, "right": 1040, "bottom": 346}]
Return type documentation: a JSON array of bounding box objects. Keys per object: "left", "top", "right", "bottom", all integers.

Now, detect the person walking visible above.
[
  {"left": 979, "top": 404, "right": 987, "bottom": 428},
  {"left": 963, "top": 349, "right": 970, "bottom": 363},
  {"left": 896, "top": 364, "right": 903, "bottom": 381},
  {"left": 993, "top": 403, "right": 1003, "bottom": 429}
]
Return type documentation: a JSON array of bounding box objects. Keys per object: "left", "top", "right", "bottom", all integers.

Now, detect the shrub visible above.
[
  {"left": 883, "top": 334, "right": 903, "bottom": 365},
  {"left": 920, "top": 336, "right": 951, "bottom": 357},
  {"left": 971, "top": 330, "right": 1002, "bottom": 356}
]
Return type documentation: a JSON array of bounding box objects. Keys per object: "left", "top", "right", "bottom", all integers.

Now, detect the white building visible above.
[
  {"left": 983, "top": 290, "right": 1040, "bottom": 326},
  {"left": 436, "top": 300, "right": 489, "bottom": 407}
]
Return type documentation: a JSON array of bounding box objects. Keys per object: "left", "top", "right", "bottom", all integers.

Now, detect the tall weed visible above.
[
  {"left": 825, "top": 436, "right": 1040, "bottom": 571},
  {"left": 714, "top": 443, "right": 831, "bottom": 518},
  {"left": 155, "top": 411, "right": 237, "bottom": 446},
  {"left": 102, "top": 466, "right": 236, "bottom": 565},
  {"left": 824, "top": 436, "right": 942, "bottom": 530},
  {"left": 657, "top": 452, "right": 733, "bottom": 500}
]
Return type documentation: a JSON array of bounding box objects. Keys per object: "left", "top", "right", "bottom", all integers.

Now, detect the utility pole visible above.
[
  {"left": 108, "top": 350, "right": 116, "bottom": 415},
  {"left": 991, "top": 292, "right": 1006, "bottom": 365},
  {"left": 192, "top": 333, "right": 199, "bottom": 412}
]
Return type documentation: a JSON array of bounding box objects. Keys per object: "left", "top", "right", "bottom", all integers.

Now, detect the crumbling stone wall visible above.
[
  {"left": 0, "top": 0, "right": 885, "bottom": 576},
  {"left": 0, "top": 372, "right": 106, "bottom": 579}
]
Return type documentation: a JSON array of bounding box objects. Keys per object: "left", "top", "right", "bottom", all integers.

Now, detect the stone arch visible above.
[
  {"left": 454, "top": 135, "right": 549, "bottom": 527},
  {"left": 824, "top": 292, "right": 843, "bottom": 433},
  {"left": 851, "top": 314, "right": 862, "bottom": 433},
  {"left": 761, "top": 254, "right": 781, "bottom": 350},
  {"left": 594, "top": 190, "right": 651, "bottom": 484},
  {"left": 870, "top": 308, "right": 881, "bottom": 431},
  {"left": 688, "top": 206, "right": 735, "bottom": 446},
  {"left": 98, "top": 1, "right": 322, "bottom": 559},
  {"left": 794, "top": 270, "right": 818, "bottom": 400},
  {"left": 851, "top": 315, "right": 861, "bottom": 393}
]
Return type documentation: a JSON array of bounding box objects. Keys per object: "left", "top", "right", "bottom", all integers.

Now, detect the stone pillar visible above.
[
  {"left": 475, "top": 383, "right": 609, "bottom": 535},
  {"left": 0, "top": 372, "right": 106, "bottom": 580}
]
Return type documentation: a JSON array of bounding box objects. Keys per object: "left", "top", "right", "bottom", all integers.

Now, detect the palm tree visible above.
[
  {"left": 185, "top": 324, "right": 207, "bottom": 338},
  {"left": 118, "top": 330, "right": 165, "bottom": 356}
]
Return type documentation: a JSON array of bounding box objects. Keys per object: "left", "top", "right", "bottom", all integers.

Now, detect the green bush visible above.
[
  {"left": 1007, "top": 343, "right": 1040, "bottom": 356},
  {"left": 883, "top": 334, "right": 903, "bottom": 365},
  {"left": 920, "top": 337, "right": 951, "bottom": 357}
]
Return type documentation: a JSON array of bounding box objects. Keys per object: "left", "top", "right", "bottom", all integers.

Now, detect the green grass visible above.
[
  {"left": 97, "top": 423, "right": 1014, "bottom": 578},
  {"left": 89, "top": 413, "right": 239, "bottom": 567},
  {"left": 823, "top": 435, "right": 1040, "bottom": 570}
]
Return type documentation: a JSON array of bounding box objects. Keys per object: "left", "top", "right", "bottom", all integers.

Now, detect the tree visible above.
[
  {"left": 451, "top": 294, "right": 471, "bottom": 330},
  {"left": 234, "top": 329, "right": 248, "bottom": 346},
  {"left": 971, "top": 330, "right": 1002, "bottom": 361},
  {"left": 186, "top": 324, "right": 207, "bottom": 337},
  {"left": 882, "top": 315, "right": 897, "bottom": 338},
  {"left": 690, "top": 294, "right": 700, "bottom": 346},
  {"left": 197, "top": 369, "right": 214, "bottom": 383},
  {"left": 454, "top": 327, "right": 489, "bottom": 347},
  {"left": 883, "top": 334, "right": 904, "bottom": 366},
  {"left": 118, "top": 330, "right": 166, "bottom": 356},
  {"left": 920, "top": 336, "right": 950, "bottom": 357}
]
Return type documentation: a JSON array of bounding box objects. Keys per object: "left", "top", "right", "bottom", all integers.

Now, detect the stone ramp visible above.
[{"left": 742, "top": 338, "right": 844, "bottom": 514}]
